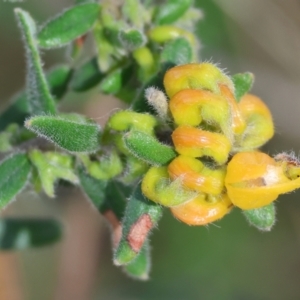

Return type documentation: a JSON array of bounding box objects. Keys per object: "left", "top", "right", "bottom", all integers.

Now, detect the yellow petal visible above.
[
  {"left": 171, "top": 193, "right": 232, "bottom": 225},
  {"left": 168, "top": 155, "right": 226, "bottom": 195},
  {"left": 172, "top": 126, "right": 231, "bottom": 164},
  {"left": 225, "top": 152, "right": 300, "bottom": 209}
]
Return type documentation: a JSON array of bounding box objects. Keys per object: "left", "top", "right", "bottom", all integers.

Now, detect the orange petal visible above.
[{"left": 171, "top": 193, "right": 232, "bottom": 225}]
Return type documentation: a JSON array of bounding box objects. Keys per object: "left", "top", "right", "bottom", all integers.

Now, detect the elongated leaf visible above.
[
  {"left": 99, "top": 69, "right": 122, "bottom": 94},
  {"left": 243, "top": 203, "right": 276, "bottom": 231},
  {"left": 232, "top": 72, "right": 254, "bottom": 102},
  {"left": 0, "top": 65, "right": 72, "bottom": 130},
  {"left": 70, "top": 58, "right": 104, "bottom": 92},
  {"left": 0, "top": 218, "right": 62, "bottom": 250},
  {"left": 114, "top": 183, "right": 163, "bottom": 265},
  {"left": 15, "top": 9, "right": 56, "bottom": 115},
  {"left": 161, "top": 38, "right": 193, "bottom": 65},
  {"left": 77, "top": 165, "right": 107, "bottom": 208},
  {"left": 103, "top": 180, "right": 132, "bottom": 220},
  {"left": 154, "top": 0, "right": 192, "bottom": 25},
  {"left": 25, "top": 115, "right": 101, "bottom": 153},
  {"left": 0, "top": 153, "right": 31, "bottom": 208},
  {"left": 124, "top": 130, "right": 176, "bottom": 166},
  {"left": 119, "top": 29, "right": 146, "bottom": 50},
  {"left": 123, "top": 240, "right": 150, "bottom": 280},
  {"left": 38, "top": 3, "right": 101, "bottom": 48}
]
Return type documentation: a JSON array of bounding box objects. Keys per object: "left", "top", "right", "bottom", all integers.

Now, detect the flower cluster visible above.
[{"left": 141, "top": 63, "right": 300, "bottom": 225}]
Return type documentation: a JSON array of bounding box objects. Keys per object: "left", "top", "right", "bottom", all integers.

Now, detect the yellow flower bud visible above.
[
  {"left": 168, "top": 155, "right": 226, "bottom": 195},
  {"left": 148, "top": 25, "right": 195, "bottom": 46},
  {"left": 170, "top": 193, "right": 232, "bottom": 226},
  {"left": 234, "top": 94, "right": 274, "bottom": 151},
  {"left": 219, "top": 84, "right": 246, "bottom": 135},
  {"left": 141, "top": 166, "right": 197, "bottom": 207},
  {"left": 171, "top": 126, "right": 231, "bottom": 165},
  {"left": 225, "top": 151, "right": 300, "bottom": 210},
  {"left": 163, "top": 63, "right": 234, "bottom": 98},
  {"left": 168, "top": 89, "right": 232, "bottom": 137},
  {"left": 108, "top": 110, "right": 158, "bottom": 134}
]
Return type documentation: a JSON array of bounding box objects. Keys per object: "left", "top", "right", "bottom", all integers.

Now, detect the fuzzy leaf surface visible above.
[
  {"left": 161, "top": 38, "right": 193, "bottom": 65},
  {"left": 124, "top": 130, "right": 176, "bottom": 166},
  {"left": 25, "top": 115, "right": 101, "bottom": 153},
  {"left": 0, "top": 218, "right": 62, "bottom": 250},
  {"left": 0, "top": 153, "right": 31, "bottom": 208},
  {"left": 232, "top": 72, "right": 254, "bottom": 102},
  {"left": 15, "top": 9, "right": 56, "bottom": 115},
  {"left": 154, "top": 0, "right": 192, "bottom": 24},
  {"left": 77, "top": 165, "right": 107, "bottom": 208},
  {"left": 243, "top": 203, "right": 276, "bottom": 231},
  {"left": 114, "top": 183, "right": 163, "bottom": 265},
  {"left": 38, "top": 3, "right": 101, "bottom": 48},
  {"left": 123, "top": 240, "right": 150, "bottom": 280},
  {"left": 119, "top": 29, "right": 145, "bottom": 50}
]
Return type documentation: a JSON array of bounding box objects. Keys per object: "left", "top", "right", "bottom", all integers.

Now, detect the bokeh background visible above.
[{"left": 1, "top": 0, "right": 300, "bottom": 299}]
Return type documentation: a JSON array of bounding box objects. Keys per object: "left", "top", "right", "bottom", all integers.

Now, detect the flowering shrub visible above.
[{"left": 1, "top": 0, "right": 300, "bottom": 280}]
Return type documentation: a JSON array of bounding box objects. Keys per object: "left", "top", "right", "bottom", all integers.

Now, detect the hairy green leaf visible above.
[
  {"left": 77, "top": 165, "right": 107, "bottom": 208},
  {"left": 103, "top": 180, "right": 132, "bottom": 220},
  {"left": 70, "top": 58, "right": 104, "bottom": 92},
  {"left": 119, "top": 29, "right": 146, "bottom": 50},
  {"left": 0, "top": 153, "right": 31, "bottom": 208},
  {"left": 0, "top": 218, "right": 62, "bottom": 250},
  {"left": 15, "top": 8, "right": 56, "bottom": 115},
  {"left": 161, "top": 37, "right": 193, "bottom": 65},
  {"left": 100, "top": 69, "right": 122, "bottom": 94},
  {"left": 232, "top": 72, "right": 254, "bottom": 102},
  {"left": 114, "top": 183, "right": 162, "bottom": 265},
  {"left": 25, "top": 115, "right": 101, "bottom": 153},
  {"left": 154, "top": 0, "right": 193, "bottom": 25},
  {"left": 29, "top": 150, "right": 78, "bottom": 197},
  {"left": 123, "top": 240, "right": 150, "bottom": 280},
  {"left": 38, "top": 3, "right": 101, "bottom": 48},
  {"left": 124, "top": 130, "right": 176, "bottom": 166},
  {"left": 243, "top": 203, "right": 276, "bottom": 231}
]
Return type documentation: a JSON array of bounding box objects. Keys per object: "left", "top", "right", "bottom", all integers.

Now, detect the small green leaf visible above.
[
  {"left": 124, "top": 130, "right": 176, "bottom": 166},
  {"left": 77, "top": 165, "right": 107, "bottom": 208},
  {"left": 154, "top": 0, "right": 193, "bottom": 25},
  {"left": 243, "top": 203, "right": 276, "bottom": 231},
  {"left": 161, "top": 37, "right": 193, "bottom": 65},
  {"left": 70, "top": 58, "right": 104, "bottom": 92},
  {"left": 232, "top": 72, "right": 254, "bottom": 102},
  {"left": 15, "top": 8, "right": 56, "bottom": 115},
  {"left": 0, "top": 218, "right": 62, "bottom": 250},
  {"left": 0, "top": 153, "right": 31, "bottom": 208},
  {"left": 29, "top": 150, "right": 78, "bottom": 197},
  {"left": 25, "top": 115, "right": 101, "bottom": 153},
  {"left": 123, "top": 240, "right": 150, "bottom": 280},
  {"left": 79, "top": 151, "right": 123, "bottom": 180},
  {"left": 38, "top": 3, "right": 101, "bottom": 48},
  {"left": 114, "top": 183, "right": 163, "bottom": 265},
  {"left": 103, "top": 180, "right": 132, "bottom": 220},
  {"left": 100, "top": 69, "right": 122, "bottom": 94},
  {"left": 119, "top": 29, "right": 146, "bottom": 50}
]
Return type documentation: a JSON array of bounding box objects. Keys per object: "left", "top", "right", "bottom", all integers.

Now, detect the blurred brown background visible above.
[{"left": 1, "top": 0, "right": 300, "bottom": 299}]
